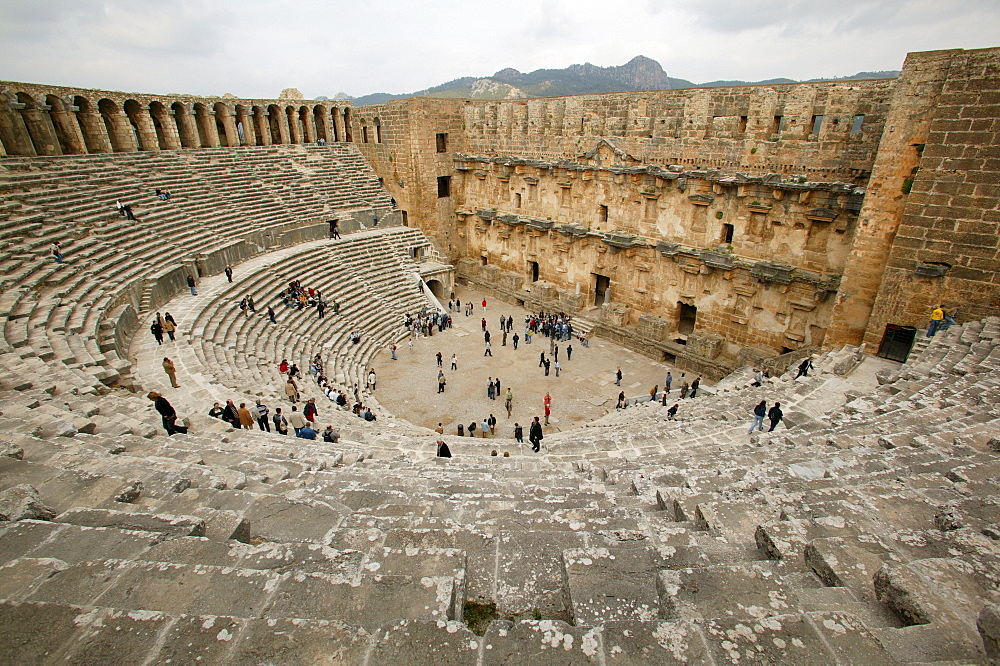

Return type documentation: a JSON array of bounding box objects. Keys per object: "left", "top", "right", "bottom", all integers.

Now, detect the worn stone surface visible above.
[{"left": 0, "top": 484, "right": 55, "bottom": 522}]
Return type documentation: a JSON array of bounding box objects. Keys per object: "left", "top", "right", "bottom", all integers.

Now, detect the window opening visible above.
[
  {"left": 850, "top": 115, "right": 864, "bottom": 136},
  {"left": 436, "top": 133, "right": 448, "bottom": 152},
  {"left": 437, "top": 176, "right": 451, "bottom": 198},
  {"left": 678, "top": 303, "right": 697, "bottom": 335}
]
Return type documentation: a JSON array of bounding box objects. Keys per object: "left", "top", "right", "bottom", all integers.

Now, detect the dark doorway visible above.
[
  {"left": 599, "top": 204, "right": 608, "bottom": 225},
  {"left": 436, "top": 132, "right": 448, "bottom": 152},
  {"left": 401, "top": 210, "right": 408, "bottom": 226},
  {"left": 437, "top": 176, "right": 451, "bottom": 198},
  {"left": 481, "top": 256, "right": 488, "bottom": 266},
  {"left": 722, "top": 223, "right": 734, "bottom": 244},
  {"left": 877, "top": 324, "right": 916, "bottom": 363},
  {"left": 594, "top": 274, "right": 610, "bottom": 306},
  {"left": 678, "top": 303, "right": 697, "bottom": 334},
  {"left": 529, "top": 261, "right": 539, "bottom": 282}
]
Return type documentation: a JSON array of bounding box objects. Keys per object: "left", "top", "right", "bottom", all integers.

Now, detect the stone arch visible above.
[
  {"left": 329, "top": 107, "right": 341, "bottom": 142},
  {"left": 73, "top": 95, "right": 109, "bottom": 153},
  {"left": 251, "top": 106, "right": 270, "bottom": 145},
  {"left": 148, "top": 101, "right": 171, "bottom": 150},
  {"left": 373, "top": 116, "right": 383, "bottom": 143},
  {"left": 285, "top": 105, "right": 301, "bottom": 143},
  {"left": 234, "top": 104, "right": 253, "bottom": 146},
  {"left": 193, "top": 102, "right": 218, "bottom": 147},
  {"left": 426, "top": 278, "right": 447, "bottom": 299},
  {"left": 213, "top": 102, "right": 233, "bottom": 147},
  {"left": 313, "top": 104, "right": 328, "bottom": 143},
  {"left": 98, "top": 98, "right": 134, "bottom": 152},
  {"left": 0, "top": 92, "right": 36, "bottom": 156},
  {"left": 267, "top": 104, "right": 284, "bottom": 144},
  {"left": 16, "top": 92, "right": 61, "bottom": 155},
  {"left": 45, "top": 94, "right": 84, "bottom": 154},
  {"left": 360, "top": 116, "right": 370, "bottom": 144},
  {"left": 171, "top": 102, "right": 198, "bottom": 148},
  {"left": 123, "top": 99, "right": 155, "bottom": 151},
  {"left": 297, "top": 105, "right": 314, "bottom": 143},
  {"left": 343, "top": 107, "right": 352, "bottom": 142}
]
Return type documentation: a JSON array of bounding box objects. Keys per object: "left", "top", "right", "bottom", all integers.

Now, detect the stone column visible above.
[
  {"left": 332, "top": 108, "right": 344, "bottom": 142},
  {"left": 106, "top": 111, "right": 137, "bottom": 152},
  {"left": 133, "top": 107, "right": 160, "bottom": 151},
  {"left": 303, "top": 112, "right": 317, "bottom": 143},
  {"left": 50, "top": 104, "right": 87, "bottom": 154},
  {"left": 217, "top": 106, "right": 238, "bottom": 147},
  {"left": 236, "top": 107, "right": 255, "bottom": 146},
  {"left": 197, "top": 109, "right": 221, "bottom": 148},
  {"left": 286, "top": 109, "right": 302, "bottom": 144},
  {"left": 77, "top": 109, "right": 112, "bottom": 153},
  {"left": 174, "top": 106, "right": 199, "bottom": 148},
  {"left": 21, "top": 104, "right": 62, "bottom": 155},
  {"left": 256, "top": 110, "right": 272, "bottom": 146},
  {"left": 275, "top": 110, "right": 291, "bottom": 145},
  {"left": 0, "top": 101, "right": 38, "bottom": 156},
  {"left": 158, "top": 110, "right": 182, "bottom": 150}
]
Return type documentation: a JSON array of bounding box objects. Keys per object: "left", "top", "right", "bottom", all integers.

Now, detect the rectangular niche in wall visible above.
[{"left": 437, "top": 176, "right": 451, "bottom": 198}]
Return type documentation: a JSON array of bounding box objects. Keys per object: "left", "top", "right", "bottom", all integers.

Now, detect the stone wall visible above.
[
  {"left": 0, "top": 80, "right": 351, "bottom": 157},
  {"left": 862, "top": 48, "right": 1000, "bottom": 347}
]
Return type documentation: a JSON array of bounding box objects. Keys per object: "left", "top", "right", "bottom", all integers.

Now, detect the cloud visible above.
[{"left": 0, "top": 0, "right": 997, "bottom": 98}]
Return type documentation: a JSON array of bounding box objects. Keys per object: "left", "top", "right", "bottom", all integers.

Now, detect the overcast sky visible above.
[{"left": 1, "top": 0, "right": 998, "bottom": 99}]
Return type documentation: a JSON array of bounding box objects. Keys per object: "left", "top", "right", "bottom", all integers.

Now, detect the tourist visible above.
[
  {"left": 615, "top": 366, "right": 622, "bottom": 386},
  {"left": 554, "top": 360, "right": 561, "bottom": 377},
  {"left": 942, "top": 307, "right": 959, "bottom": 330},
  {"left": 481, "top": 417, "right": 489, "bottom": 437},
  {"left": 303, "top": 398, "right": 318, "bottom": 424},
  {"left": 367, "top": 369, "right": 377, "bottom": 392},
  {"left": 221, "top": 399, "right": 240, "bottom": 429},
  {"left": 225, "top": 266, "right": 233, "bottom": 282},
  {"left": 543, "top": 359, "right": 550, "bottom": 376},
  {"left": 297, "top": 424, "right": 317, "bottom": 439},
  {"left": 748, "top": 400, "right": 767, "bottom": 433},
  {"left": 566, "top": 344, "right": 572, "bottom": 361},
  {"left": 484, "top": 340, "right": 492, "bottom": 356},
  {"left": 436, "top": 440, "right": 452, "bottom": 457},
  {"left": 488, "top": 414, "right": 497, "bottom": 435},
  {"left": 268, "top": 306, "right": 277, "bottom": 323},
  {"left": 186, "top": 274, "right": 197, "bottom": 295},
  {"left": 162, "top": 314, "right": 176, "bottom": 341},
  {"left": 505, "top": 389, "right": 513, "bottom": 418},
  {"left": 529, "top": 417, "right": 543, "bottom": 452},
  {"left": 512, "top": 333, "right": 519, "bottom": 349},
  {"left": 468, "top": 421, "right": 477, "bottom": 437},
  {"left": 208, "top": 402, "right": 225, "bottom": 419},
  {"left": 435, "top": 423, "right": 444, "bottom": 435},
  {"left": 288, "top": 406, "right": 307, "bottom": 436},
  {"left": 272, "top": 407, "right": 288, "bottom": 435},
  {"left": 451, "top": 353, "right": 457, "bottom": 370},
  {"left": 52, "top": 241, "right": 63, "bottom": 264},
  {"left": 150, "top": 319, "right": 164, "bottom": 345},
  {"left": 665, "top": 372, "right": 672, "bottom": 393},
  {"left": 147, "top": 391, "right": 187, "bottom": 436},
  {"left": 926, "top": 304, "right": 945, "bottom": 337},
  {"left": 285, "top": 378, "right": 299, "bottom": 403},
  {"left": 256, "top": 400, "right": 270, "bottom": 432},
  {"left": 328, "top": 218, "right": 341, "bottom": 239},
  {"left": 690, "top": 376, "right": 701, "bottom": 398},
  {"left": 667, "top": 404, "right": 679, "bottom": 420},
  {"left": 487, "top": 378, "right": 495, "bottom": 400},
  {"left": 795, "top": 357, "right": 813, "bottom": 379},
  {"left": 617, "top": 391, "right": 626, "bottom": 409},
  {"left": 767, "top": 402, "right": 783, "bottom": 432},
  {"left": 436, "top": 351, "right": 443, "bottom": 367},
  {"left": 162, "top": 357, "right": 179, "bottom": 388},
  {"left": 391, "top": 344, "right": 397, "bottom": 360},
  {"left": 751, "top": 369, "right": 764, "bottom": 387},
  {"left": 237, "top": 402, "right": 256, "bottom": 429},
  {"left": 680, "top": 381, "right": 689, "bottom": 399},
  {"left": 514, "top": 422, "right": 523, "bottom": 443},
  {"left": 650, "top": 385, "right": 658, "bottom": 402},
  {"left": 438, "top": 372, "right": 447, "bottom": 393},
  {"left": 322, "top": 425, "right": 340, "bottom": 443}
]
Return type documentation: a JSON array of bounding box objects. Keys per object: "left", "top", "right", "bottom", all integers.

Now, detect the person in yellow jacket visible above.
[{"left": 927, "top": 304, "right": 945, "bottom": 337}]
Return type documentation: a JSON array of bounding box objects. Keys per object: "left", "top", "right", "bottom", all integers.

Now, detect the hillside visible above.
[{"left": 343, "top": 57, "right": 899, "bottom": 106}]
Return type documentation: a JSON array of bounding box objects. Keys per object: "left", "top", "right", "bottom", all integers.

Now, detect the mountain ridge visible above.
[{"left": 335, "top": 56, "right": 898, "bottom": 106}]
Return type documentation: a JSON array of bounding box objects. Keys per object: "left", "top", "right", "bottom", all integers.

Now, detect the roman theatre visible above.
[{"left": 0, "top": 46, "right": 998, "bottom": 663}]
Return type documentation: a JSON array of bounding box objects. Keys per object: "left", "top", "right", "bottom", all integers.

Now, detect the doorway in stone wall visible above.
[
  {"left": 678, "top": 303, "right": 697, "bottom": 334},
  {"left": 594, "top": 274, "right": 610, "bottom": 306},
  {"left": 529, "top": 261, "right": 539, "bottom": 283}
]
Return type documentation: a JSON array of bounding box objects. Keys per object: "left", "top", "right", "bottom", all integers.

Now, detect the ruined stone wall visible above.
[
  {"left": 862, "top": 48, "right": 1000, "bottom": 348},
  {"left": 351, "top": 99, "right": 466, "bottom": 242},
  {"left": 459, "top": 81, "right": 893, "bottom": 183},
  {"left": 0, "top": 80, "right": 350, "bottom": 157}
]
